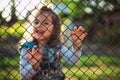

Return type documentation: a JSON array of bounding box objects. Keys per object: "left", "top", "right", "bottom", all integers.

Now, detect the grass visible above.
[
  {"left": 0, "top": 55, "right": 120, "bottom": 80},
  {"left": 0, "top": 56, "right": 20, "bottom": 80}
]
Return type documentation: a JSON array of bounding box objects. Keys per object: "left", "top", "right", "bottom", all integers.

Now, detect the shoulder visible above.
[
  {"left": 21, "top": 41, "right": 37, "bottom": 51},
  {"left": 22, "top": 41, "right": 37, "bottom": 47}
]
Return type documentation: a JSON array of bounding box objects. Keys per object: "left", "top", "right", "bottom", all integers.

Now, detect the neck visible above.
[{"left": 37, "top": 39, "right": 47, "bottom": 51}]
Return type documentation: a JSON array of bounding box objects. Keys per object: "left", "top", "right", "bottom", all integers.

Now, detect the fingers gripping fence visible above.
[{"left": 0, "top": 0, "right": 120, "bottom": 80}]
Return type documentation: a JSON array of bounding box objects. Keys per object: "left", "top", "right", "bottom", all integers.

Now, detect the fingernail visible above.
[
  {"left": 33, "top": 46, "right": 37, "bottom": 48},
  {"left": 85, "top": 33, "right": 88, "bottom": 35},
  {"left": 74, "top": 27, "right": 77, "bottom": 29},
  {"left": 79, "top": 28, "right": 82, "bottom": 31},
  {"left": 79, "top": 26, "right": 82, "bottom": 28}
]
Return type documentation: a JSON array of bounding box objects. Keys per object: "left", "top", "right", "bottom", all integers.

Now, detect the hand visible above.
[
  {"left": 70, "top": 26, "right": 87, "bottom": 50},
  {"left": 26, "top": 46, "right": 42, "bottom": 70}
]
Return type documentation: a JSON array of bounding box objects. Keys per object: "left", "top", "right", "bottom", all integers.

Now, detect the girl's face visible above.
[{"left": 32, "top": 12, "right": 54, "bottom": 41}]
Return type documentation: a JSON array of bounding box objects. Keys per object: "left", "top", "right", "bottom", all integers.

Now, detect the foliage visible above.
[
  {"left": 52, "top": 0, "right": 120, "bottom": 46},
  {"left": 0, "top": 22, "right": 25, "bottom": 42},
  {"left": 0, "top": 0, "right": 120, "bottom": 45},
  {"left": 0, "top": 55, "right": 120, "bottom": 80},
  {"left": 0, "top": 0, "right": 18, "bottom": 27}
]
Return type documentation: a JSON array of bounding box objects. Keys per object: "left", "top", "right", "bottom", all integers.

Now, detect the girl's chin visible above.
[
  {"left": 35, "top": 36, "right": 47, "bottom": 40},
  {"left": 33, "top": 34, "right": 42, "bottom": 39}
]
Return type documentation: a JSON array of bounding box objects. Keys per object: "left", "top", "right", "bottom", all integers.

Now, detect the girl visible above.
[{"left": 19, "top": 6, "right": 87, "bottom": 80}]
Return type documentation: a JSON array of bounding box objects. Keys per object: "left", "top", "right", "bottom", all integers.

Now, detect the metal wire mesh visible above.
[{"left": 0, "top": 0, "right": 120, "bottom": 80}]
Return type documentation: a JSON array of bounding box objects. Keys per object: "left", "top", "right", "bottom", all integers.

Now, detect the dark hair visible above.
[{"left": 34, "top": 6, "right": 61, "bottom": 48}]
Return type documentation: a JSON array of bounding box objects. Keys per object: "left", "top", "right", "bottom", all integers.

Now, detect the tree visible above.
[
  {"left": 0, "top": 0, "right": 18, "bottom": 27},
  {"left": 51, "top": 0, "right": 120, "bottom": 45}
]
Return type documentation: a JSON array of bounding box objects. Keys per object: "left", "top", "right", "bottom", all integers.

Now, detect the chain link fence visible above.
[{"left": 0, "top": 0, "right": 120, "bottom": 80}]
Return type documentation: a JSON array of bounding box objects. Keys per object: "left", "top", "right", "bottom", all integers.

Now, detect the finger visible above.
[
  {"left": 77, "top": 26, "right": 85, "bottom": 35},
  {"left": 27, "top": 48, "right": 31, "bottom": 55},
  {"left": 26, "top": 55, "right": 31, "bottom": 60},
  {"left": 74, "top": 26, "right": 77, "bottom": 31},
  {"left": 70, "top": 31, "right": 75, "bottom": 35},
  {"left": 32, "top": 46, "right": 37, "bottom": 53},
  {"left": 37, "top": 50, "right": 42, "bottom": 56},
  {"left": 85, "top": 32, "right": 88, "bottom": 35},
  {"left": 80, "top": 33, "right": 88, "bottom": 40},
  {"left": 36, "top": 49, "right": 40, "bottom": 53},
  {"left": 26, "top": 48, "right": 32, "bottom": 60},
  {"left": 78, "top": 26, "right": 84, "bottom": 32}
]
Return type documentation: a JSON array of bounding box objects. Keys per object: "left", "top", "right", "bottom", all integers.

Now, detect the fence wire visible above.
[{"left": 0, "top": 0, "right": 120, "bottom": 80}]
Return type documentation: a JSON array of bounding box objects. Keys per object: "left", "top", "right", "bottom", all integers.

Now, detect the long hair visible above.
[{"left": 19, "top": 6, "right": 61, "bottom": 48}]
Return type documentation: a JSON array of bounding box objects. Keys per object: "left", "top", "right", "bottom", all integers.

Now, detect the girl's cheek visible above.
[
  {"left": 48, "top": 25, "right": 54, "bottom": 30},
  {"left": 33, "top": 27, "right": 36, "bottom": 31}
]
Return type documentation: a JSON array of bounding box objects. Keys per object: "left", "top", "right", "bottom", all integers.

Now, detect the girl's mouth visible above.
[{"left": 36, "top": 30, "right": 45, "bottom": 35}]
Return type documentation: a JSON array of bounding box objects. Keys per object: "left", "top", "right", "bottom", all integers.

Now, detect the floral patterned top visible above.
[{"left": 20, "top": 41, "right": 82, "bottom": 80}]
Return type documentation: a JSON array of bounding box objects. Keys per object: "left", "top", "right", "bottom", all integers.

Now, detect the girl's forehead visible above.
[{"left": 36, "top": 12, "right": 52, "bottom": 21}]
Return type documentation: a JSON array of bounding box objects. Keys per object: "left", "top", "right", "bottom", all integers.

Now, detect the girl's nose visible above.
[{"left": 34, "top": 24, "right": 46, "bottom": 31}]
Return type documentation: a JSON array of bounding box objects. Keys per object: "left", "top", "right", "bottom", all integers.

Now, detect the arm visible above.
[
  {"left": 61, "top": 45, "right": 82, "bottom": 65},
  {"left": 61, "top": 26, "right": 87, "bottom": 65},
  {"left": 20, "top": 48, "right": 38, "bottom": 80}
]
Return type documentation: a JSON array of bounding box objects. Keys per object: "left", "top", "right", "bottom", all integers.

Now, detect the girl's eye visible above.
[
  {"left": 43, "top": 22, "right": 49, "bottom": 25},
  {"left": 33, "top": 21, "right": 40, "bottom": 26},
  {"left": 33, "top": 21, "right": 39, "bottom": 25}
]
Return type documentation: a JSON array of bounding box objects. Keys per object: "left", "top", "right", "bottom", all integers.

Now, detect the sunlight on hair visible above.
[{"left": 28, "top": 3, "right": 53, "bottom": 23}]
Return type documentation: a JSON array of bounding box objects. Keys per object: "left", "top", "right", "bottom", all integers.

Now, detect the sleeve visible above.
[
  {"left": 60, "top": 45, "right": 82, "bottom": 65},
  {"left": 19, "top": 47, "right": 38, "bottom": 80}
]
